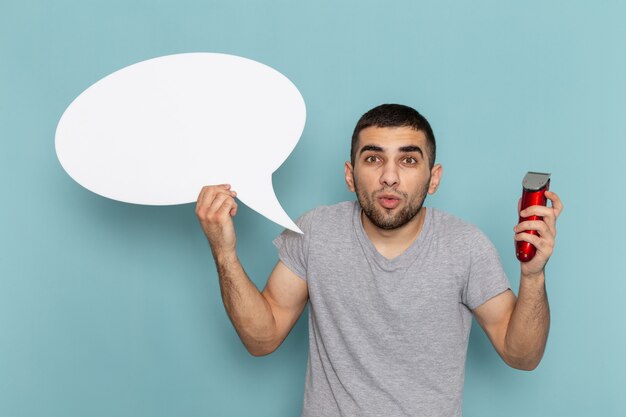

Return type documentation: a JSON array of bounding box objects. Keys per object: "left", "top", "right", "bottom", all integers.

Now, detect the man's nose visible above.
[{"left": 380, "top": 161, "right": 399, "bottom": 188}]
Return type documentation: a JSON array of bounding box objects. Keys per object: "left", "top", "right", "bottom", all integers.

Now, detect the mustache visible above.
[{"left": 373, "top": 188, "right": 408, "bottom": 199}]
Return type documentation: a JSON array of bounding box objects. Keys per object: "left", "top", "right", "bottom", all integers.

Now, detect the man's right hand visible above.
[
  {"left": 196, "top": 184, "right": 238, "bottom": 256},
  {"left": 195, "top": 184, "right": 308, "bottom": 357}
]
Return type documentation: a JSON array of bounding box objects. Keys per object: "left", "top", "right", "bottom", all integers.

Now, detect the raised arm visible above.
[
  {"left": 473, "top": 191, "right": 563, "bottom": 370},
  {"left": 196, "top": 185, "right": 308, "bottom": 356}
]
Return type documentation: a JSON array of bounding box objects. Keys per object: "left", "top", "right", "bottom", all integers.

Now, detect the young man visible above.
[{"left": 196, "top": 104, "right": 563, "bottom": 417}]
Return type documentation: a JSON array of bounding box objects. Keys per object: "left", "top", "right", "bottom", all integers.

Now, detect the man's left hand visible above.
[{"left": 514, "top": 190, "right": 564, "bottom": 277}]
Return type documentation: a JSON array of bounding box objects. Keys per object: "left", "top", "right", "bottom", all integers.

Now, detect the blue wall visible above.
[{"left": 1, "top": 1, "right": 624, "bottom": 416}]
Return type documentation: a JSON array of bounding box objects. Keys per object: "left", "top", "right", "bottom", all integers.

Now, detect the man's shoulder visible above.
[
  {"left": 299, "top": 201, "right": 356, "bottom": 221},
  {"left": 314, "top": 200, "right": 356, "bottom": 216},
  {"left": 295, "top": 201, "right": 356, "bottom": 233},
  {"left": 426, "top": 208, "right": 500, "bottom": 264},
  {"left": 428, "top": 207, "right": 488, "bottom": 240}
]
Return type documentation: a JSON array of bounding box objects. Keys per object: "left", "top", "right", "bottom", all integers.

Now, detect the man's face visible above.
[{"left": 345, "top": 126, "right": 442, "bottom": 230}]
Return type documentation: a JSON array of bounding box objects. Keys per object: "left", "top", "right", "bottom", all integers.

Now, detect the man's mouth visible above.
[{"left": 377, "top": 194, "right": 401, "bottom": 209}]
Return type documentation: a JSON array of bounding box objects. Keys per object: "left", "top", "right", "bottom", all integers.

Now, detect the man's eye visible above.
[
  {"left": 365, "top": 155, "right": 379, "bottom": 163},
  {"left": 403, "top": 156, "right": 417, "bottom": 164}
]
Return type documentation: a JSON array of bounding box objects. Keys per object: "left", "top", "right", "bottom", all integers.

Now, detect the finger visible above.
[
  {"left": 198, "top": 184, "right": 231, "bottom": 198},
  {"left": 543, "top": 210, "right": 557, "bottom": 238},
  {"left": 519, "top": 205, "right": 554, "bottom": 218},
  {"left": 196, "top": 186, "right": 212, "bottom": 215},
  {"left": 200, "top": 186, "right": 235, "bottom": 207},
  {"left": 545, "top": 191, "right": 564, "bottom": 219},
  {"left": 208, "top": 191, "right": 232, "bottom": 215},
  {"left": 229, "top": 201, "right": 239, "bottom": 217},
  {"left": 197, "top": 185, "right": 209, "bottom": 204},
  {"left": 198, "top": 188, "right": 225, "bottom": 216},
  {"left": 514, "top": 220, "right": 551, "bottom": 236},
  {"left": 520, "top": 207, "right": 556, "bottom": 233},
  {"left": 228, "top": 190, "right": 238, "bottom": 217},
  {"left": 215, "top": 194, "right": 238, "bottom": 218},
  {"left": 215, "top": 185, "right": 236, "bottom": 199},
  {"left": 514, "top": 231, "right": 540, "bottom": 246},
  {"left": 518, "top": 222, "right": 555, "bottom": 246},
  {"left": 520, "top": 204, "right": 557, "bottom": 237},
  {"left": 514, "top": 232, "right": 553, "bottom": 255},
  {"left": 210, "top": 188, "right": 239, "bottom": 212},
  {"left": 197, "top": 187, "right": 219, "bottom": 217},
  {"left": 514, "top": 232, "right": 554, "bottom": 252}
]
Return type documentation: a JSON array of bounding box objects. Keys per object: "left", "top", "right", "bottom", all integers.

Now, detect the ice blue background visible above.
[{"left": 1, "top": 1, "right": 624, "bottom": 416}]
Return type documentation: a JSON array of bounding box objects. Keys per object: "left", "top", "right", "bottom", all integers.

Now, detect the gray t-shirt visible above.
[{"left": 274, "top": 201, "right": 510, "bottom": 417}]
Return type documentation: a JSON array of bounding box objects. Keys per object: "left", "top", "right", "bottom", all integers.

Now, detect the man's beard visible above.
[{"left": 355, "top": 179, "right": 430, "bottom": 230}]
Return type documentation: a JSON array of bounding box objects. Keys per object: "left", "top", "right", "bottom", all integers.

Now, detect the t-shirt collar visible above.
[{"left": 352, "top": 200, "right": 433, "bottom": 273}]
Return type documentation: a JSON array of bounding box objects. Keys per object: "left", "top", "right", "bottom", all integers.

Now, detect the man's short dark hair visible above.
[{"left": 350, "top": 104, "right": 436, "bottom": 169}]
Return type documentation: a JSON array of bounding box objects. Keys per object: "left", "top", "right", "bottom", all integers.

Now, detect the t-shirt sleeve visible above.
[
  {"left": 463, "top": 228, "right": 511, "bottom": 310},
  {"left": 272, "top": 208, "right": 316, "bottom": 281}
]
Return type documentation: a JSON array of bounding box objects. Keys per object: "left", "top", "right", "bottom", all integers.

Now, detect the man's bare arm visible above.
[
  {"left": 196, "top": 185, "right": 308, "bottom": 356},
  {"left": 474, "top": 191, "right": 563, "bottom": 370},
  {"left": 473, "top": 283, "right": 548, "bottom": 370}
]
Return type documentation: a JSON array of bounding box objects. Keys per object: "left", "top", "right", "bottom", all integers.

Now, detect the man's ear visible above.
[
  {"left": 345, "top": 161, "right": 355, "bottom": 192},
  {"left": 428, "top": 163, "right": 443, "bottom": 194}
]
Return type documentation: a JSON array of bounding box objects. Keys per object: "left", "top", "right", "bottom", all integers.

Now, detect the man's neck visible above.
[{"left": 361, "top": 207, "right": 427, "bottom": 260}]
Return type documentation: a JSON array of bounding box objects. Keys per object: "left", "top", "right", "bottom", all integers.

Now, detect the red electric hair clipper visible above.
[{"left": 516, "top": 172, "right": 551, "bottom": 262}]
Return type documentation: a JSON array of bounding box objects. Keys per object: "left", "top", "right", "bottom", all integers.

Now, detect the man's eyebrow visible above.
[
  {"left": 359, "top": 145, "right": 384, "bottom": 155},
  {"left": 399, "top": 145, "right": 423, "bottom": 157}
]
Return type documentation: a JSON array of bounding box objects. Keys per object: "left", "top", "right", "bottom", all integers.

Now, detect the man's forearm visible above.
[
  {"left": 504, "top": 272, "right": 550, "bottom": 370},
  {"left": 213, "top": 250, "right": 278, "bottom": 355}
]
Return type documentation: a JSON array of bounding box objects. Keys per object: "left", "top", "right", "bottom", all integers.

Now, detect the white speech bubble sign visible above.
[{"left": 55, "top": 53, "right": 305, "bottom": 233}]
